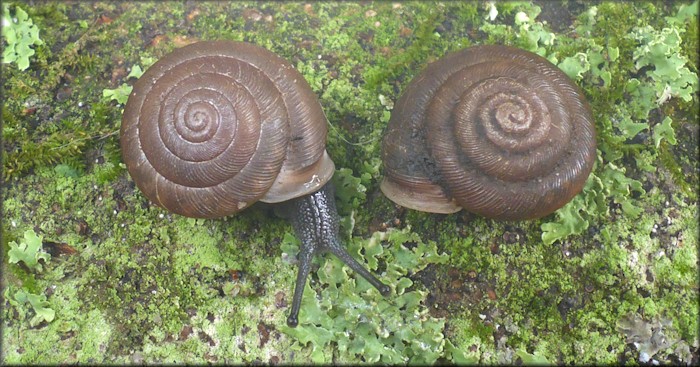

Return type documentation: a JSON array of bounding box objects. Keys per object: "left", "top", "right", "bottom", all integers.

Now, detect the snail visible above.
[
  {"left": 381, "top": 45, "right": 596, "bottom": 220},
  {"left": 120, "top": 40, "right": 390, "bottom": 327}
]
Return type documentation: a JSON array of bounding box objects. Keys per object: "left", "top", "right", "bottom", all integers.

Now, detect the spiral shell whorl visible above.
[
  {"left": 121, "top": 41, "right": 333, "bottom": 218},
  {"left": 381, "top": 45, "right": 596, "bottom": 220}
]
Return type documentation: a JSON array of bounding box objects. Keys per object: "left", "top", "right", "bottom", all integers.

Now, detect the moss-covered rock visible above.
[{"left": 2, "top": 1, "right": 697, "bottom": 364}]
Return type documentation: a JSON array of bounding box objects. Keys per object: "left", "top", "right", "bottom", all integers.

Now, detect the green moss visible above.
[{"left": 444, "top": 167, "right": 697, "bottom": 363}]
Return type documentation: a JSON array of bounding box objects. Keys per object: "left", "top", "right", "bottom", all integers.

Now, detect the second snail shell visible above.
[
  {"left": 381, "top": 45, "right": 596, "bottom": 220},
  {"left": 120, "top": 41, "right": 334, "bottom": 218}
]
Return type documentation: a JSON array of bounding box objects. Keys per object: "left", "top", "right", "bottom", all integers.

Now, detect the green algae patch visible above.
[{"left": 2, "top": 278, "right": 112, "bottom": 364}]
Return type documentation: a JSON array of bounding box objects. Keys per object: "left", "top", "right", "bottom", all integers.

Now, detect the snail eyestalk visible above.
[{"left": 282, "top": 182, "right": 390, "bottom": 328}]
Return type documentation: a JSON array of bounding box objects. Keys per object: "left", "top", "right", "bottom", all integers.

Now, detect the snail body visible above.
[
  {"left": 381, "top": 45, "right": 596, "bottom": 220},
  {"left": 120, "top": 41, "right": 388, "bottom": 327}
]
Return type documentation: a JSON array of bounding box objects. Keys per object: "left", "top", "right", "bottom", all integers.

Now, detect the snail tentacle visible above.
[
  {"left": 283, "top": 182, "right": 390, "bottom": 327},
  {"left": 325, "top": 239, "right": 391, "bottom": 297},
  {"left": 286, "top": 236, "right": 314, "bottom": 328}
]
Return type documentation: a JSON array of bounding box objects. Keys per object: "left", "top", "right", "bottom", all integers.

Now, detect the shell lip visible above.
[
  {"left": 380, "top": 176, "right": 461, "bottom": 214},
  {"left": 261, "top": 150, "right": 335, "bottom": 203}
]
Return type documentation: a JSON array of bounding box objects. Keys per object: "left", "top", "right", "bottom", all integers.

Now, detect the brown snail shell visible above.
[
  {"left": 381, "top": 45, "right": 596, "bottom": 220},
  {"left": 120, "top": 40, "right": 334, "bottom": 218}
]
